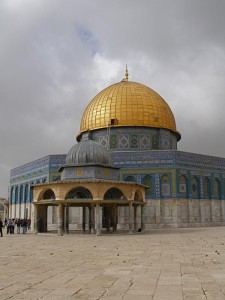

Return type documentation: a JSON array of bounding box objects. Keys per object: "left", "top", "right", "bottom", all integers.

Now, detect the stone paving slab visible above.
[{"left": 1, "top": 227, "right": 225, "bottom": 299}]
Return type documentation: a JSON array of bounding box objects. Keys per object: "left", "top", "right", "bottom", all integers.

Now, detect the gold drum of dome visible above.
[{"left": 78, "top": 81, "right": 181, "bottom": 141}]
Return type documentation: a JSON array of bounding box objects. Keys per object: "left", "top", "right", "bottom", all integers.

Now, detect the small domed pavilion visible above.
[{"left": 33, "top": 133, "right": 146, "bottom": 235}]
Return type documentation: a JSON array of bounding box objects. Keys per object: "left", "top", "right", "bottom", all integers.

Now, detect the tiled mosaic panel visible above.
[
  {"left": 140, "top": 134, "right": 151, "bottom": 148},
  {"left": 130, "top": 134, "right": 139, "bottom": 148},
  {"left": 110, "top": 135, "right": 117, "bottom": 149},
  {"left": 119, "top": 134, "right": 129, "bottom": 149},
  {"left": 92, "top": 127, "right": 177, "bottom": 151},
  {"left": 62, "top": 166, "right": 118, "bottom": 181}
]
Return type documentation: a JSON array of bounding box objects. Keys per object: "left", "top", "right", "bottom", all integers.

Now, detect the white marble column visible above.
[
  {"left": 82, "top": 207, "right": 86, "bottom": 233},
  {"left": 57, "top": 204, "right": 63, "bottom": 236},
  {"left": 64, "top": 205, "right": 69, "bottom": 234},
  {"left": 33, "top": 204, "right": 38, "bottom": 234},
  {"left": 129, "top": 202, "right": 133, "bottom": 234},
  {"left": 134, "top": 206, "right": 137, "bottom": 232},
  {"left": 95, "top": 203, "right": 101, "bottom": 236},
  {"left": 141, "top": 205, "right": 145, "bottom": 232}
]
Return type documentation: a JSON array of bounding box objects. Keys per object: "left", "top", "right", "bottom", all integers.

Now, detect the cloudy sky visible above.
[{"left": 1, "top": 0, "right": 225, "bottom": 198}]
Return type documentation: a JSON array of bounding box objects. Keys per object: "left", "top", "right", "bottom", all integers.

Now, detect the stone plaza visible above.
[{"left": 1, "top": 227, "right": 225, "bottom": 299}]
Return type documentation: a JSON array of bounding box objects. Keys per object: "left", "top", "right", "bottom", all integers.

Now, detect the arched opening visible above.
[
  {"left": 179, "top": 175, "right": 188, "bottom": 198},
  {"left": 160, "top": 174, "right": 171, "bottom": 197},
  {"left": 24, "top": 184, "right": 29, "bottom": 219},
  {"left": 203, "top": 177, "right": 211, "bottom": 199},
  {"left": 10, "top": 187, "right": 14, "bottom": 205},
  {"left": 42, "top": 189, "right": 56, "bottom": 200},
  {"left": 15, "top": 186, "right": 18, "bottom": 204},
  {"left": 134, "top": 189, "right": 143, "bottom": 202},
  {"left": 104, "top": 188, "right": 126, "bottom": 200},
  {"left": 191, "top": 177, "right": 200, "bottom": 199},
  {"left": 103, "top": 188, "right": 126, "bottom": 231},
  {"left": 142, "top": 175, "right": 153, "bottom": 198},
  {"left": 213, "top": 178, "right": 221, "bottom": 199},
  {"left": 65, "top": 187, "right": 93, "bottom": 199},
  {"left": 19, "top": 185, "right": 23, "bottom": 204}
]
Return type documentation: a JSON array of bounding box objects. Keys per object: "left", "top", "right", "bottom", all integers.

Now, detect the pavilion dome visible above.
[
  {"left": 66, "top": 137, "right": 111, "bottom": 166},
  {"left": 77, "top": 71, "right": 181, "bottom": 141}
]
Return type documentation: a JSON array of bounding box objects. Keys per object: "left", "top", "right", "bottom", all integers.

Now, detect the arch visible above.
[
  {"left": 10, "top": 186, "right": 14, "bottom": 205},
  {"left": 125, "top": 175, "right": 136, "bottom": 183},
  {"left": 43, "top": 189, "right": 56, "bottom": 200},
  {"left": 134, "top": 189, "right": 144, "bottom": 202},
  {"left": 160, "top": 174, "right": 170, "bottom": 197},
  {"left": 203, "top": 177, "right": 211, "bottom": 199},
  {"left": 179, "top": 175, "right": 188, "bottom": 198},
  {"left": 66, "top": 187, "right": 93, "bottom": 200},
  {"left": 15, "top": 186, "right": 19, "bottom": 204},
  {"left": 213, "top": 178, "right": 221, "bottom": 199},
  {"left": 104, "top": 188, "right": 126, "bottom": 200},
  {"left": 142, "top": 175, "right": 153, "bottom": 198},
  {"left": 191, "top": 177, "right": 200, "bottom": 199},
  {"left": 24, "top": 184, "right": 29, "bottom": 204},
  {"left": 19, "top": 185, "right": 23, "bottom": 204}
]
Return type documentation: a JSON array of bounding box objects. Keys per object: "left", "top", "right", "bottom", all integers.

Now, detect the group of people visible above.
[{"left": 0, "top": 218, "right": 31, "bottom": 236}]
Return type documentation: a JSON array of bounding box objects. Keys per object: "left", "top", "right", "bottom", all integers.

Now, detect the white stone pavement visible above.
[{"left": 1, "top": 227, "right": 225, "bottom": 300}]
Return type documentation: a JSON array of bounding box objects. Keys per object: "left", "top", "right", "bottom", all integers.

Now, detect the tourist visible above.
[
  {"left": 27, "top": 219, "right": 31, "bottom": 230},
  {"left": 21, "top": 219, "right": 27, "bottom": 234},
  {"left": 11, "top": 218, "right": 15, "bottom": 234},
  {"left": 16, "top": 219, "right": 21, "bottom": 234},
  {"left": 7, "top": 219, "right": 13, "bottom": 234},
  {"left": 0, "top": 218, "right": 3, "bottom": 237}
]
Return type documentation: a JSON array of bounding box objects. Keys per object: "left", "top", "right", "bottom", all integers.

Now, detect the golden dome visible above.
[{"left": 78, "top": 80, "right": 181, "bottom": 140}]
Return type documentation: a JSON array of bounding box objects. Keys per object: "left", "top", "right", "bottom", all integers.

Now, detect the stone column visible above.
[
  {"left": 62, "top": 205, "right": 65, "bottom": 233},
  {"left": 129, "top": 202, "right": 133, "bottom": 234},
  {"left": 64, "top": 205, "right": 69, "bottom": 234},
  {"left": 141, "top": 205, "right": 145, "bottom": 232},
  {"left": 33, "top": 204, "right": 38, "bottom": 234},
  {"left": 95, "top": 203, "right": 101, "bottom": 236},
  {"left": 91, "top": 205, "right": 95, "bottom": 234},
  {"left": 134, "top": 206, "right": 137, "bottom": 232},
  {"left": 112, "top": 206, "right": 117, "bottom": 233},
  {"left": 82, "top": 207, "right": 86, "bottom": 233},
  {"left": 57, "top": 203, "right": 63, "bottom": 236},
  {"left": 88, "top": 206, "right": 92, "bottom": 233}
]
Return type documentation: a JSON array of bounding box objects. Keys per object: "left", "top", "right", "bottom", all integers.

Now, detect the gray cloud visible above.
[{"left": 1, "top": 0, "right": 225, "bottom": 197}]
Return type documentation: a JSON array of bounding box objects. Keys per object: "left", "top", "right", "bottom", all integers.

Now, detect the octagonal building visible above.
[{"left": 9, "top": 69, "right": 225, "bottom": 231}]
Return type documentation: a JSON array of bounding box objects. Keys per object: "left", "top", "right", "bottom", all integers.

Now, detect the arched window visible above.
[
  {"left": 160, "top": 175, "right": 170, "bottom": 197},
  {"left": 203, "top": 177, "right": 211, "bottom": 199},
  {"left": 179, "top": 175, "right": 188, "bottom": 197},
  {"left": 10, "top": 187, "right": 14, "bottom": 205},
  {"left": 191, "top": 177, "right": 200, "bottom": 199},
  {"left": 142, "top": 175, "right": 153, "bottom": 198},
  {"left": 125, "top": 175, "right": 136, "bottom": 183},
  {"left": 213, "top": 178, "right": 221, "bottom": 199},
  {"left": 66, "top": 187, "right": 92, "bottom": 199},
  {"left": 24, "top": 184, "right": 29, "bottom": 204},
  {"left": 15, "top": 186, "right": 18, "bottom": 204},
  {"left": 19, "top": 185, "right": 23, "bottom": 204},
  {"left": 43, "top": 189, "right": 56, "bottom": 200},
  {"left": 104, "top": 188, "right": 126, "bottom": 200}
]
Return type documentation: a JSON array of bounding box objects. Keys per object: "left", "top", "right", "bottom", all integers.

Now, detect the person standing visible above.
[
  {"left": 16, "top": 219, "right": 21, "bottom": 234},
  {"left": 21, "top": 219, "right": 27, "bottom": 234},
  {"left": 0, "top": 218, "right": 3, "bottom": 237}
]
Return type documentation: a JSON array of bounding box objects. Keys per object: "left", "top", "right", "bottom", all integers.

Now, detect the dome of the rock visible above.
[{"left": 78, "top": 79, "right": 181, "bottom": 141}]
